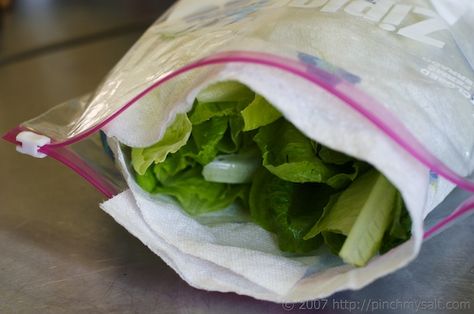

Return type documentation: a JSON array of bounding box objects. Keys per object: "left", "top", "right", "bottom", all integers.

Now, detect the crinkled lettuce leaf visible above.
[
  {"left": 135, "top": 166, "right": 158, "bottom": 193},
  {"left": 191, "top": 117, "right": 229, "bottom": 165},
  {"left": 153, "top": 145, "right": 193, "bottom": 184},
  {"left": 254, "top": 119, "right": 335, "bottom": 183},
  {"left": 189, "top": 101, "right": 246, "bottom": 125},
  {"left": 155, "top": 166, "right": 248, "bottom": 216},
  {"left": 241, "top": 95, "right": 281, "bottom": 131},
  {"left": 131, "top": 114, "right": 191, "bottom": 175},
  {"left": 249, "top": 168, "right": 326, "bottom": 253},
  {"left": 216, "top": 116, "right": 244, "bottom": 153}
]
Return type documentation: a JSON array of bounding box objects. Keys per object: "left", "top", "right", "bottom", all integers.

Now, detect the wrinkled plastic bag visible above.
[{"left": 4, "top": 0, "right": 474, "bottom": 303}]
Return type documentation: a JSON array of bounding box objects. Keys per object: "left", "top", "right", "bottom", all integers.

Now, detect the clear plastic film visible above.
[{"left": 3, "top": 1, "right": 474, "bottom": 239}]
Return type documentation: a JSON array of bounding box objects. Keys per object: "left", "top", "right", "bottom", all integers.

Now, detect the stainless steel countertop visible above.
[{"left": 1, "top": 1, "right": 472, "bottom": 313}]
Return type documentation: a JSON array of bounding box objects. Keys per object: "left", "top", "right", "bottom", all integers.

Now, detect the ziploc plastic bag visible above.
[{"left": 3, "top": 0, "right": 474, "bottom": 302}]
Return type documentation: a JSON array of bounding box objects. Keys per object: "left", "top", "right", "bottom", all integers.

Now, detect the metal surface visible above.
[{"left": 0, "top": 1, "right": 472, "bottom": 313}]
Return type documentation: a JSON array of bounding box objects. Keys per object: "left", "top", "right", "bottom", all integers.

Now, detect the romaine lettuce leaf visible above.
[
  {"left": 131, "top": 113, "right": 191, "bottom": 175},
  {"left": 241, "top": 95, "right": 281, "bottom": 131},
  {"left": 190, "top": 81, "right": 254, "bottom": 139},
  {"left": 216, "top": 116, "right": 244, "bottom": 154},
  {"left": 153, "top": 145, "right": 193, "bottom": 184},
  {"left": 189, "top": 101, "right": 245, "bottom": 125},
  {"left": 304, "top": 169, "right": 398, "bottom": 266},
  {"left": 191, "top": 117, "right": 229, "bottom": 165},
  {"left": 338, "top": 171, "right": 397, "bottom": 266},
  {"left": 155, "top": 167, "right": 248, "bottom": 216},
  {"left": 253, "top": 119, "right": 335, "bottom": 183},
  {"left": 249, "top": 168, "right": 329, "bottom": 253},
  {"left": 135, "top": 166, "right": 158, "bottom": 193}
]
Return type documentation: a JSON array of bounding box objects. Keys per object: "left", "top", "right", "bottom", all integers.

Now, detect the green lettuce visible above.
[
  {"left": 249, "top": 168, "right": 326, "bottom": 253},
  {"left": 380, "top": 193, "right": 412, "bottom": 254},
  {"left": 153, "top": 146, "right": 192, "bottom": 184},
  {"left": 252, "top": 120, "right": 363, "bottom": 190},
  {"left": 129, "top": 80, "right": 412, "bottom": 266},
  {"left": 254, "top": 119, "right": 335, "bottom": 184},
  {"left": 191, "top": 117, "right": 229, "bottom": 165},
  {"left": 241, "top": 95, "right": 281, "bottom": 131},
  {"left": 155, "top": 166, "right": 248, "bottom": 216},
  {"left": 131, "top": 114, "right": 192, "bottom": 175},
  {"left": 135, "top": 166, "right": 158, "bottom": 193},
  {"left": 304, "top": 169, "right": 398, "bottom": 266}
]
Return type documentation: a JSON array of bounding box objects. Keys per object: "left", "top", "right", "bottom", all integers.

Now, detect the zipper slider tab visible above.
[{"left": 16, "top": 131, "right": 51, "bottom": 158}]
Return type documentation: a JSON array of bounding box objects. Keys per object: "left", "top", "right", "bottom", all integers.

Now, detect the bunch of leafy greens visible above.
[{"left": 130, "top": 81, "right": 411, "bottom": 266}]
